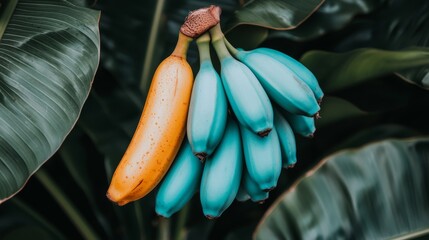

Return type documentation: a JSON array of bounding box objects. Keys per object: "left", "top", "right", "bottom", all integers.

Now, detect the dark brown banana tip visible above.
[
  {"left": 195, "top": 152, "right": 208, "bottom": 162},
  {"left": 205, "top": 215, "right": 219, "bottom": 220},
  {"left": 262, "top": 186, "right": 275, "bottom": 192},
  {"left": 314, "top": 112, "right": 321, "bottom": 119},
  {"left": 180, "top": 5, "right": 221, "bottom": 38},
  {"left": 257, "top": 128, "right": 272, "bottom": 137},
  {"left": 307, "top": 133, "right": 315, "bottom": 138}
]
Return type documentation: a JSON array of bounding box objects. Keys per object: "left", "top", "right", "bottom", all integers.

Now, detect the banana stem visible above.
[
  {"left": 223, "top": 37, "right": 239, "bottom": 57},
  {"left": 158, "top": 216, "right": 171, "bottom": 240},
  {"left": 172, "top": 32, "right": 192, "bottom": 59},
  {"left": 210, "top": 24, "right": 231, "bottom": 60},
  {"left": 139, "top": 0, "right": 166, "bottom": 92},
  {"left": 196, "top": 33, "right": 211, "bottom": 63},
  {"left": 174, "top": 203, "right": 190, "bottom": 240}
]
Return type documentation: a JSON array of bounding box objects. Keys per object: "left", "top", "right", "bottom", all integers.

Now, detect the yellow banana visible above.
[{"left": 106, "top": 32, "right": 194, "bottom": 206}]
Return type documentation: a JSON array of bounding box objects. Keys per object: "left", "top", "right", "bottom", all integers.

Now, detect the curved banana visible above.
[
  {"left": 210, "top": 24, "right": 273, "bottom": 137},
  {"left": 226, "top": 43, "right": 320, "bottom": 117},
  {"left": 250, "top": 47, "right": 324, "bottom": 103},
  {"left": 106, "top": 32, "right": 194, "bottom": 206},
  {"left": 242, "top": 168, "right": 269, "bottom": 203},
  {"left": 283, "top": 111, "right": 316, "bottom": 138},
  {"left": 200, "top": 117, "right": 243, "bottom": 219},
  {"left": 274, "top": 108, "right": 297, "bottom": 168},
  {"left": 187, "top": 33, "right": 228, "bottom": 161},
  {"left": 240, "top": 124, "right": 282, "bottom": 191},
  {"left": 155, "top": 138, "right": 203, "bottom": 218}
]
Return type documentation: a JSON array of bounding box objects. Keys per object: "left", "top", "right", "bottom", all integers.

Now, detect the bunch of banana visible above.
[
  {"left": 106, "top": 5, "right": 221, "bottom": 206},
  {"left": 107, "top": 5, "right": 324, "bottom": 220}
]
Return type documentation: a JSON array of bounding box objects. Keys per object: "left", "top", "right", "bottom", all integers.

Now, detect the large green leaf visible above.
[
  {"left": 268, "top": 0, "right": 386, "bottom": 41},
  {"left": 301, "top": 47, "right": 429, "bottom": 93},
  {"left": 370, "top": 0, "right": 429, "bottom": 86},
  {"left": 223, "top": 0, "right": 324, "bottom": 49},
  {"left": 254, "top": 137, "right": 429, "bottom": 239},
  {"left": 224, "top": 0, "right": 324, "bottom": 31},
  {"left": 0, "top": 0, "right": 100, "bottom": 202},
  {"left": 330, "top": 0, "right": 429, "bottom": 86}
]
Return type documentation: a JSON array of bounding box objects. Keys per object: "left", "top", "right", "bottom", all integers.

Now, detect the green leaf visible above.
[
  {"left": 268, "top": 0, "right": 386, "bottom": 41},
  {"left": 58, "top": 128, "right": 113, "bottom": 238},
  {"left": 376, "top": 0, "right": 429, "bottom": 85},
  {"left": 0, "top": 198, "right": 66, "bottom": 240},
  {"left": 65, "top": 0, "right": 95, "bottom": 7},
  {"left": 224, "top": 25, "right": 269, "bottom": 51},
  {"left": 254, "top": 137, "right": 429, "bottom": 239},
  {"left": 316, "top": 96, "right": 367, "bottom": 128},
  {"left": 224, "top": 0, "right": 325, "bottom": 31},
  {"left": 223, "top": 0, "right": 324, "bottom": 49},
  {"left": 0, "top": 0, "right": 100, "bottom": 202},
  {"left": 301, "top": 47, "right": 429, "bottom": 93},
  {"left": 329, "top": 0, "right": 429, "bottom": 86}
]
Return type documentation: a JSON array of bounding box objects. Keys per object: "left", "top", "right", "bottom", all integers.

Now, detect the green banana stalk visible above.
[
  {"left": 224, "top": 40, "right": 320, "bottom": 117},
  {"left": 210, "top": 24, "right": 273, "bottom": 137},
  {"left": 274, "top": 108, "right": 297, "bottom": 168},
  {"left": 200, "top": 117, "right": 243, "bottom": 219},
  {"left": 187, "top": 33, "right": 228, "bottom": 161},
  {"left": 283, "top": 111, "right": 316, "bottom": 138},
  {"left": 240, "top": 124, "right": 282, "bottom": 191},
  {"left": 242, "top": 168, "right": 269, "bottom": 203},
  {"left": 250, "top": 47, "right": 324, "bottom": 103},
  {"left": 155, "top": 138, "right": 203, "bottom": 218}
]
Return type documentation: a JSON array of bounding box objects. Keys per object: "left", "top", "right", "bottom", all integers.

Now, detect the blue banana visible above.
[
  {"left": 210, "top": 24, "right": 273, "bottom": 137},
  {"left": 274, "top": 108, "right": 297, "bottom": 168},
  {"left": 223, "top": 38, "right": 320, "bottom": 117},
  {"left": 155, "top": 138, "right": 203, "bottom": 218},
  {"left": 187, "top": 33, "right": 228, "bottom": 161},
  {"left": 240, "top": 124, "right": 282, "bottom": 191},
  {"left": 242, "top": 168, "right": 269, "bottom": 203},
  {"left": 283, "top": 111, "right": 316, "bottom": 138},
  {"left": 200, "top": 117, "right": 243, "bottom": 219},
  {"left": 250, "top": 47, "right": 324, "bottom": 103},
  {"left": 231, "top": 48, "right": 320, "bottom": 117}
]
